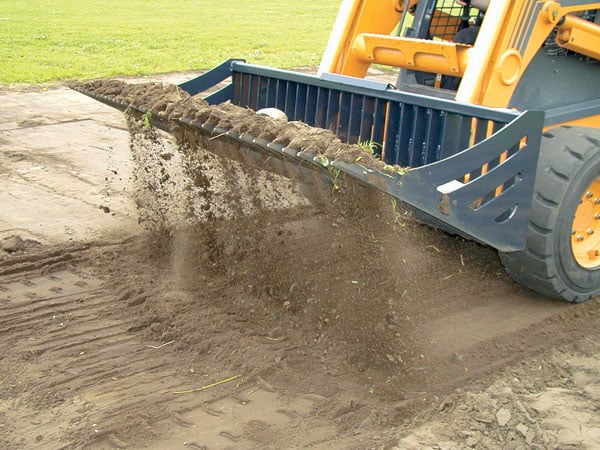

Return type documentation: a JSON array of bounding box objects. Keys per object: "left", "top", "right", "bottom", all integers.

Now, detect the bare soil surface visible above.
[{"left": 1, "top": 79, "right": 600, "bottom": 450}]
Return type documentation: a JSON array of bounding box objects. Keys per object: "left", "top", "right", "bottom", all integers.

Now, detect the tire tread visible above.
[{"left": 500, "top": 126, "right": 600, "bottom": 302}]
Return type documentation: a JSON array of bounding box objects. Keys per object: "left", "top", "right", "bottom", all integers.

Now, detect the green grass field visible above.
[{"left": 0, "top": 0, "right": 340, "bottom": 84}]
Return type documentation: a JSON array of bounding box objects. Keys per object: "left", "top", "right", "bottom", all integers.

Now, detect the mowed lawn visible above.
[{"left": 0, "top": 0, "right": 340, "bottom": 84}]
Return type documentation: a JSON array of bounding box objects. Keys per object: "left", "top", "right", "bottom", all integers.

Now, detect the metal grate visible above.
[
  {"left": 173, "top": 60, "right": 543, "bottom": 251},
  {"left": 231, "top": 69, "right": 509, "bottom": 172}
]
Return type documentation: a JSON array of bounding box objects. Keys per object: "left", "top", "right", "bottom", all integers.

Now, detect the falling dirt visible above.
[{"left": 2, "top": 80, "right": 600, "bottom": 449}]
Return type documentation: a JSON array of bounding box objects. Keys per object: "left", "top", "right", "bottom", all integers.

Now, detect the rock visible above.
[
  {"left": 516, "top": 423, "right": 529, "bottom": 438},
  {"left": 127, "top": 294, "right": 148, "bottom": 307},
  {"left": 150, "top": 322, "right": 163, "bottom": 333},
  {"left": 437, "top": 396, "right": 454, "bottom": 413},
  {"left": 256, "top": 107, "right": 288, "bottom": 122},
  {"left": 466, "top": 435, "right": 481, "bottom": 447},
  {"left": 2, "top": 235, "right": 25, "bottom": 253},
  {"left": 358, "top": 417, "right": 373, "bottom": 430},
  {"left": 496, "top": 407, "right": 512, "bottom": 426},
  {"left": 525, "top": 429, "right": 536, "bottom": 445},
  {"left": 474, "top": 414, "right": 494, "bottom": 424}
]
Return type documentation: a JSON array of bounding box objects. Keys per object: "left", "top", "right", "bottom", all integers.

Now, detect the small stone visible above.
[
  {"left": 437, "top": 396, "right": 454, "bottom": 413},
  {"left": 474, "top": 415, "right": 494, "bottom": 424},
  {"left": 127, "top": 294, "right": 147, "bottom": 307},
  {"left": 256, "top": 107, "right": 288, "bottom": 121},
  {"left": 516, "top": 423, "right": 529, "bottom": 438},
  {"left": 496, "top": 407, "right": 512, "bottom": 427},
  {"left": 466, "top": 434, "right": 482, "bottom": 447},
  {"left": 525, "top": 429, "right": 536, "bottom": 445},
  {"left": 2, "top": 235, "right": 25, "bottom": 253}
]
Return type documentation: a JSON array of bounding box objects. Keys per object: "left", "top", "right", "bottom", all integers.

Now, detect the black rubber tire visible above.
[{"left": 499, "top": 126, "right": 600, "bottom": 302}]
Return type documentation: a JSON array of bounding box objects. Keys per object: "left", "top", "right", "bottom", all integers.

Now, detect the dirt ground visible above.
[{"left": 1, "top": 76, "right": 600, "bottom": 450}]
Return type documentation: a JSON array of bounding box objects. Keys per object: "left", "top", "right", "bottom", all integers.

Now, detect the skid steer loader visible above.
[{"left": 75, "top": 0, "right": 600, "bottom": 302}]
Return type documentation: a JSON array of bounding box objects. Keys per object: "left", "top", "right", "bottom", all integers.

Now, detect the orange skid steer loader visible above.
[{"left": 77, "top": 0, "right": 600, "bottom": 302}]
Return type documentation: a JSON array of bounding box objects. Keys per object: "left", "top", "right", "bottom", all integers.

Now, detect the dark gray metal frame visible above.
[{"left": 76, "top": 59, "right": 544, "bottom": 252}]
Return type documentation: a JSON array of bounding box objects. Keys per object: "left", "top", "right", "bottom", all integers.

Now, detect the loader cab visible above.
[
  {"left": 398, "top": 0, "right": 600, "bottom": 122},
  {"left": 396, "top": 0, "right": 488, "bottom": 91}
]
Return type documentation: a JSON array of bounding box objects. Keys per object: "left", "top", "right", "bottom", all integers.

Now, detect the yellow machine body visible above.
[{"left": 319, "top": 0, "right": 600, "bottom": 127}]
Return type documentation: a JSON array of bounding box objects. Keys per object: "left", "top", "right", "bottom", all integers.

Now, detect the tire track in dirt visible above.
[
  {"left": 0, "top": 246, "right": 330, "bottom": 450},
  {"left": 0, "top": 249, "right": 192, "bottom": 449},
  {"left": 3, "top": 226, "right": 600, "bottom": 449}
]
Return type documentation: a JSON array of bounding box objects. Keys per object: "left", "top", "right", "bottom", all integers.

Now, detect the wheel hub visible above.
[{"left": 571, "top": 178, "right": 600, "bottom": 269}]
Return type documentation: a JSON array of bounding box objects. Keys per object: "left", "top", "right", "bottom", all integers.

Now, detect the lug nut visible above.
[
  {"left": 577, "top": 234, "right": 585, "bottom": 241},
  {"left": 587, "top": 191, "right": 594, "bottom": 198},
  {"left": 588, "top": 228, "right": 595, "bottom": 235}
]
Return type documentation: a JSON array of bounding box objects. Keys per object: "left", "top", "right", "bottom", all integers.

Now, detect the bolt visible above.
[
  {"left": 588, "top": 228, "right": 595, "bottom": 235},
  {"left": 595, "top": 213, "right": 600, "bottom": 219},
  {"left": 577, "top": 234, "right": 585, "bottom": 241},
  {"left": 587, "top": 191, "right": 594, "bottom": 198},
  {"left": 595, "top": 199, "right": 600, "bottom": 205}
]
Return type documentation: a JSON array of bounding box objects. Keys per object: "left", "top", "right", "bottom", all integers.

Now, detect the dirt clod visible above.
[
  {"left": 73, "top": 78, "right": 403, "bottom": 176},
  {"left": 2, "top": 235, "right": 25, "bottom": 253}
]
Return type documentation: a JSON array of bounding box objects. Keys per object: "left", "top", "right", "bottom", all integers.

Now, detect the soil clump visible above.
[{"left": 73, "top": 79, "right": 401, "bottom": 175}]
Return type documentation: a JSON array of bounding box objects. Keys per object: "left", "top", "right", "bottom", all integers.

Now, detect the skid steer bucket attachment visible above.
[{"left": 73, "top": 59, "right": 544, "bottom": 253}]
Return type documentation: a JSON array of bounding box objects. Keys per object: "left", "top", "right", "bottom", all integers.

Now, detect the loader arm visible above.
[
  {"left": 320, "top": 0, "right": 600, "bottom": 113},
  {"left": 318, "top": 0, "right": 405, "bottom": 76}
]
